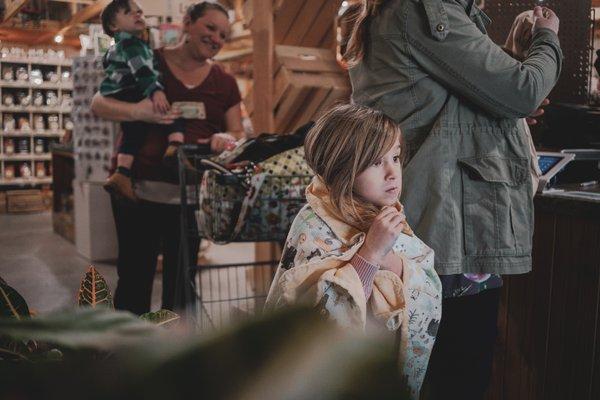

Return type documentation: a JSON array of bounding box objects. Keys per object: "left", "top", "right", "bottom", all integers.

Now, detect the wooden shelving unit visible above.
[{"left": 0, "top": 55, "right": 73, "bottom": 187}]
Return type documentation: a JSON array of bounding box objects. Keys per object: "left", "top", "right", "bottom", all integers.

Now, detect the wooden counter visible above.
[{"left": 487, "top": 187, "right": 600, "bottom": 399}]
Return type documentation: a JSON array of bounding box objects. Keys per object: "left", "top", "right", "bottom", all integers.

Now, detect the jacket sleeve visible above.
[
  {"left": 393, "top": 1, "right": 563, "bottom": 119},
  {"left": 121, "top": 39, "right": 164, "bottom": 98}
]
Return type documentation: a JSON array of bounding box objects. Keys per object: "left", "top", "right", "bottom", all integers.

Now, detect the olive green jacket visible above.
[{"left": 349, "top": 0, "right": 563, "bottom": 275}]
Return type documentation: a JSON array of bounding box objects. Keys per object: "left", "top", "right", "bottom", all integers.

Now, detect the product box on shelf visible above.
[{"left": 6, "top": 189, "right": 45, "bottom": 213}]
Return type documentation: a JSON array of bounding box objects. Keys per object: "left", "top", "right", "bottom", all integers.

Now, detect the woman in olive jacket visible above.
[{"left": 346, "top": 1, "right": 562, "bottom": 398}]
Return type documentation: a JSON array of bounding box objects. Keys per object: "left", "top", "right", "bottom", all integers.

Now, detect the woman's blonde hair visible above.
[
  {"left": 344, "top": 0, "right": 390, "bottom": 66},
  {"left": 304, "top": 103, "right": 403, "bottom": 232}
]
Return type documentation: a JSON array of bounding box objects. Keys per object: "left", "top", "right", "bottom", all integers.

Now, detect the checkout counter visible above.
[{"left": 487, "top": 120, "right": 600, "bottom": 399}]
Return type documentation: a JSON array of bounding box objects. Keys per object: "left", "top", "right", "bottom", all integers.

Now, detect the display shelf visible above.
[
  {"left": 0, "top": 106, "right": 72, "bottom": 113},
  {"left": 0, "top": 80, "right": 73, "bottom": 90},
  {"left": 0, "top": 55, "right": 72, "bottom": 185},
  {"left": 0, "top": 177, "right": 52, "bottom": 186},
  {"left": 2, "top": 130, "right": 65, "bottom": 137},
  {"left": 1, "top": 56, "right": 72, "bottom": 67},
  {"left": 0, "top": 154, "right": 52, "bottom": 161}
]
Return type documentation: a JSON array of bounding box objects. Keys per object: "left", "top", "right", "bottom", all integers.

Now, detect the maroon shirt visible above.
[{"left": 112, "top": 48, "right": 242, "bottom": 182}]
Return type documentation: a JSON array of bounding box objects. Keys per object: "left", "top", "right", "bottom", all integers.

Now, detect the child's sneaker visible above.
[
  {"left": 103, "top": 171, "right": 137, "bottom": 202},
  {"left": 162, "top": 142, "right": 182, "bottom": 170}
]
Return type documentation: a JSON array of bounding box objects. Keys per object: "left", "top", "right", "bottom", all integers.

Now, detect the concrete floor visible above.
[
  {"left": 0, "top": 211, "right": 158, "bottom": 314},
  {"left": 0, "top": 212, "right": 261, "bottom": 319}
]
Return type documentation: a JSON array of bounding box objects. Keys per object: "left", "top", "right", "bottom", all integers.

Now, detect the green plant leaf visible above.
[
  {"left": 0, "top": 282, "right": 30, "bottom": 319},
  {"left": 0, "top": 308, "right": 160, "bottom": 351},
  {"left": 78, "top": 266, "right": 113, "bottom": 309},
  {"left": 139, "top": 310, "right": 180, "bottom": 328}
]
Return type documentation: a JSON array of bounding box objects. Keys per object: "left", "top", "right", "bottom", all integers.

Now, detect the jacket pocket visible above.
[{"left": 458, "top": 155, "right": 532, "bottom": 256}]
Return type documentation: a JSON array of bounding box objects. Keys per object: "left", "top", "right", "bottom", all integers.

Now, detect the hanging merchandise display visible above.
[{"left": 72, "top": 55, "right": 118, "bottom": 182}]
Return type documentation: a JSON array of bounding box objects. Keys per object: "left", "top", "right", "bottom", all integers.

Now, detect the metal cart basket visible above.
[{"left": 176, "top": 144, "right": 312, "bottom": 331}]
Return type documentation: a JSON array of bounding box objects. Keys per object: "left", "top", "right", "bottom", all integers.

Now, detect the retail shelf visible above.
[
  {"left": 0, "top": 154, "right": 52, "bottom": 161},
  {"left": 0, "top": 56, "right": 72, "bottom": 67},
  {"left": 2, "top": 130, "right": 66, "bottom": 137},
  {"left": 0, "top": 80, "right": 73, "bottom": 90},
  {"left": 0, "top": 106, "right": 72, "bottom": 113},
  {"left": 0, "top": 177, "right": 52, "bottom": 186}
]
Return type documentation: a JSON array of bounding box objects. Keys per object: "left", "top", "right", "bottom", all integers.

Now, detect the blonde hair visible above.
[
  {"left": 304, "top": 103, "right": 403, "bottom": 232},
  {"left": 344, "top": 0, "right": 390, "bottom": 66}
]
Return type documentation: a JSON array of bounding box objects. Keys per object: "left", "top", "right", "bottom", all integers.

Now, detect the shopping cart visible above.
[{"left": 175, "top": 143, "right": 312, "bottom": 331}]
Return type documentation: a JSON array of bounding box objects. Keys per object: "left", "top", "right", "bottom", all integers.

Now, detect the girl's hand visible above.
[
  {"left": 133, "top": 99, "right": 180, "bottom": 124},
  {"left": 358, "top": 207, "right": 406, "bottom": 265},
  {"left": 151, "top": 90, "right": 171, "bottom": 114},
  {"left": 533, "top": 6, "right": 559, "bottom": 35}
]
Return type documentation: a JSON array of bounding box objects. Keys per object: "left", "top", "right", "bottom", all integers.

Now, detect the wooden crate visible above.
[
  {"left": 244, "top": 0, "right": 339, "bottom": 48},
  {"left": 6, "top": 189, "right": 45, "bottom": 213},
  {"left": 246, "top": 45, "right": 350, "bottom": 133}
]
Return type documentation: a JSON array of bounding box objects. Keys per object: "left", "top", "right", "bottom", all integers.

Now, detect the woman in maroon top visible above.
[{"left": 91, "top": 2, "right": 243, "bottom": 315}]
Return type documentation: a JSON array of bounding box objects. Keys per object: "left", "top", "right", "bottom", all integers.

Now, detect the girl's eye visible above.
[
  {"left": 373, "top": 160, "right": 382, "bottom": 167},
  {"left": 393, "top": 154, "right": 402, "bottom": 163}
]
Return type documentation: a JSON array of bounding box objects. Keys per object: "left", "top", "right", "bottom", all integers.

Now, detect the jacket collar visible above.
[{"left": 114, "top": 31, "right": 140, "bottom": 42}]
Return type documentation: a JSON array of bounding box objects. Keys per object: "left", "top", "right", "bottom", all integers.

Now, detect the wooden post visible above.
[
  {"left": 251, "top": 0, "right": 277, "bottom": 299},
  {"left": 251, "top": 0, "right": 274, "bottom": 133}
]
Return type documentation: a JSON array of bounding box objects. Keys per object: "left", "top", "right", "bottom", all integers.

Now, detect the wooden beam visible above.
[
  {"left": 3, "top": 0, "right": 28, "bottom": 23},
  {"left": 36, "top": 0, "right": 110, "bottom": 44}
]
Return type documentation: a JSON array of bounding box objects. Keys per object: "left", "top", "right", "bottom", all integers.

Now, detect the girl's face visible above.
[
  {"left": 112, "top": 1, "right": 146, "bottom": 35},
  {"left": 185, "top": 9, "right": 231, "bottom": 60},
  {"left": 353, "top": 138, "right": 403, "bottom": 207}
]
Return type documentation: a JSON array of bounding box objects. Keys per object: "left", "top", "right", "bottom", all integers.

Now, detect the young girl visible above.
[{"left": 265, "top": 104, "right": 442, "bottom": 397}]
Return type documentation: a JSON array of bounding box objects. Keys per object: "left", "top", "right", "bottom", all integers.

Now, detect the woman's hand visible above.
[
  {"left": 533, "top": 6, "right": 559, "bottom": 35},
  {"left": 207, "top": 132, "right": 237, "bottom": 154},
  {"left": 133, "top": 98, "right": 180, "bottom": 124},
  {"left": 526, "top": 98, "right": 550, "bottom": 126},
  {"left": 90, "top": 93, "right": 180, "bottom": 124},
  {"left": 358, "top": 206, "right": 406, "bottom": 265}
]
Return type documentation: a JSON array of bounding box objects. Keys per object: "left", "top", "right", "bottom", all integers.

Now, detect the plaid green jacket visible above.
[{"left": 100, "top": 31, "right": 163, "bottom": 98}]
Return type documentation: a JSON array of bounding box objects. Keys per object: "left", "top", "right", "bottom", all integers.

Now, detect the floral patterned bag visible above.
[{"left": 196, "top": 147, "right": 313, "bottom": 243}]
